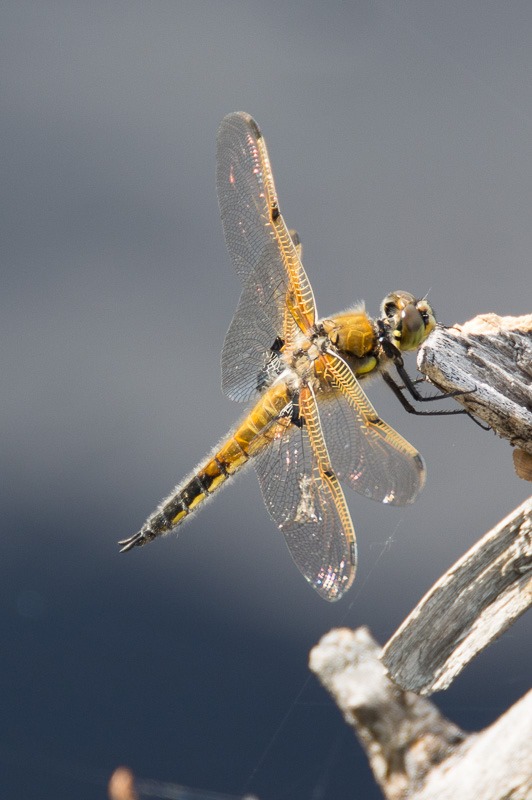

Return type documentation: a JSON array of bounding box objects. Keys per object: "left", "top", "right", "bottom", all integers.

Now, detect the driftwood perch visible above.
[
  {"left": 381, "top": 496, "right": 532, "bottom": 694},
  {"left": 310, "top": 495, "right": 531, "bottom": 797},
  {"left": 309, "top": 628, "right": 532, "bottom": 800},
  {"left": 417, "top": 313, "right": 532, "bottom": 479}
]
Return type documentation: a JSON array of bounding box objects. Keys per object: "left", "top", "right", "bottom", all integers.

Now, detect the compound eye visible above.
[
  {"left": 402, "top": 303, "right": 424, "bottom": 336},
  {"left": 416, "top": 300, "right": 437, "bottom": 337},
  {"left": 381, "top": 290, "right": 415, "bottom": 320},
  {"left": 383, "top": 299, "right": 399, "bottom": 319},
  {"left": 399, "top": 301, "right": 436, "bottom": 350}
]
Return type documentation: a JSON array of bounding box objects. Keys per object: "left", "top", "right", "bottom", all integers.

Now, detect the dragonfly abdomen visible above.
[{"left": 119, "top": 381, "right": 294, "bottom": 553}]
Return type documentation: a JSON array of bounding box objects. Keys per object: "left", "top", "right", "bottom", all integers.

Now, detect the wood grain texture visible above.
[
  {"left": 381, "top": 496, "right": 532, "bottom": 694},
  {"left": 310, "top": 628, "right": 532, "bottom": 800},
  {"left": 417, "top": 314, "right": 532, "bottom": 458}
]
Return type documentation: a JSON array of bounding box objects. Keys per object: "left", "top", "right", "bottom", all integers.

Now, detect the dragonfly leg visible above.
[
  {"left": 382, "top": 369, "right": 473, "bottom": 417},
  {"left": 382, "top": 368, "right": 490, "bottom": 429}
]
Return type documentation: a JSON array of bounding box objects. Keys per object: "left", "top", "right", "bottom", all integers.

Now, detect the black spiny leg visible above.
[
  {"left": 383, "top": 360, "right": 489, "bottom": 428},
  {"left": 382, "top": 369, "right": 471, "bottom": 417}
]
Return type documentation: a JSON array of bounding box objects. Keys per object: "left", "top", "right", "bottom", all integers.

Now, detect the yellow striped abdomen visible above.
[{"left": 119, "top": 381, "right": 293, "bottom": 551}]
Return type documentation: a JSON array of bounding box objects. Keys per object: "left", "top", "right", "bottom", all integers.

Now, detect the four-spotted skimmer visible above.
[{"left": 119, "top": 112, "right": 443, "bottom": 601}]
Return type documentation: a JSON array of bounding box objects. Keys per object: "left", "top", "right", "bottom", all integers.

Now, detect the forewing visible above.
[
  {"left": 252, "top": 388, "right": 356, "bottom": 601},
  {"left": 217, "top": 112, "right": 316, "bottom": 402},
  {"left": 319, "top": 353, "right": 426, "bottom": 505}
]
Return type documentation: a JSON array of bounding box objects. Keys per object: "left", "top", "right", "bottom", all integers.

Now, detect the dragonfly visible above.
[{"left": 119, "top": 112, "right": 460, "bottom": 601}]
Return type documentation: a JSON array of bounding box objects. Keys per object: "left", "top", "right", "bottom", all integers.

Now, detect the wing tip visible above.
[
  {"left": 219, "top": 111, "right": 262, "bottom": 140},
  {"left": 313, "top": 561, "right": 357, "bottom": 602}
]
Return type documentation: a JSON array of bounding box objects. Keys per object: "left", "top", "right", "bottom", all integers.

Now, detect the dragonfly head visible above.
[{"left": 381, "top": 291, "right": 436, "bottom": 352}]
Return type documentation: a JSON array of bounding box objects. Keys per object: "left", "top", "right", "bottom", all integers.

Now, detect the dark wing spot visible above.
[
  {"left": 249, "top": 117, "right": 262, "bottom": 139},
  {"left": 290, "top": 393, "right": 305, "bottom": 429}
]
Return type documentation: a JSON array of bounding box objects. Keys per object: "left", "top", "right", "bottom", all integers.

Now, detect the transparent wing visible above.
[
  {"left": 252, "top": 386, "right": 356, "bottom": 601},
  {"left": 220, "top": 267, "right": 290, "bottom": 402},
  {"left": 318, "top": 352, "right": 426, "bottom": 505},
  {"left": 217, "top": 112, "right": 316, "bottom": 402}
]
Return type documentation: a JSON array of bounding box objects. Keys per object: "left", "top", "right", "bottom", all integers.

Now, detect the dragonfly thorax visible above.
[
  {"left": 286, "top": 331, "right": 331, "bottom": 378},
  {"left": 318, "top": 312, "right": 380, "bottom": 379},
  {"left": 320, "top": 311, "right": 376, "bottom": 357}
]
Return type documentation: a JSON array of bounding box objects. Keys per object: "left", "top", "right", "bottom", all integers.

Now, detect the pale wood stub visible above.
[{"left": 310, "top": 628, "right": 532, "bottom": 800}]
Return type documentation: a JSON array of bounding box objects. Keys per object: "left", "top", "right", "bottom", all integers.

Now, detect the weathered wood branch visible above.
[
  {"left": 417, "top": 313, "right": 532, "bottom": 478},
  {"left": 381, "top": 496, "right": 532, "bottom": 694},
  {"left": 309, "top": 628, "right": 532, "bottom": 800},
  {"left": 310, "top": 494, "right": 531, "bottom": 797}
]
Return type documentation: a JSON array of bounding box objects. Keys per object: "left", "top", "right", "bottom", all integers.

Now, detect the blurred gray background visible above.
[{"left": 1, "top": 2, "right": 531, "bottom": 798}]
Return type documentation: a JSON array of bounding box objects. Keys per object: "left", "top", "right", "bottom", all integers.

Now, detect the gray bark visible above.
[
  {"left": 381, "top": 496, "right": 532, "bottom": 694},
  {"left": 417, "top": 314, "right": 532, "bottom": 475},
  {"left": 310, "top": 628, "right": 531, "bottom": 800}
]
